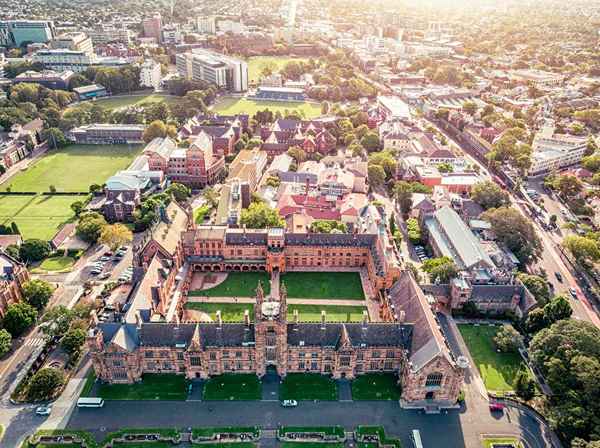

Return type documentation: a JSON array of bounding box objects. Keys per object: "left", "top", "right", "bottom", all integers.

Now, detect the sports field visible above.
[
  {"left": 68, "top": 93, "right": 182, "bottom": 112},
  {"left": 212, "top": 97, "right": 321, "bottom": 119},
  {"left": 1, "top": 144, "right": 142, "bottom": 192},
  {"left": 246, "top": 56, "right": 309, "bottom": 84},
  {"left": 0, "top": 194, "right": 78, "bottom": 240}
]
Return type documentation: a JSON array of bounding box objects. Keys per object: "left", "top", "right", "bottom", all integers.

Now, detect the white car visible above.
[
  {"left": 281, "top": 399, "right": 298, "bottom": 407},
  {"left": 98, "top": 272, "right": 111, "bottom": 280},
  {"left": 35, "top": 405, "right": 52, "bottom": 416}
]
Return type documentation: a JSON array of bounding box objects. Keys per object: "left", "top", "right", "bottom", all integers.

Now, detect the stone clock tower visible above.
[{"left": 254, "top": 281, "right": 288, "bottom": 377}]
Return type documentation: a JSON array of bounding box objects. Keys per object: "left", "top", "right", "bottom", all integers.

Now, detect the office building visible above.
[
  {"left": 51, "top": 32, "right": 94, "bottom": 56},
  {"left": 143, "top": 14, "right": 163, "bottom": 43},
  {"left": 67, "top": 124, "right": 146, "bottom": 144},
  {"left": 529, "top": 124, "right": 588, "bottom": 176},
  {"left": 32, "top": 49, "right": 128, "bottom": 73},
  {"left": 175, "top": 49, "right": 248, "bottom": 92},
  {"left": 13, "top": 70, "right": 74, "bottom": 90},
  {"left": 73, "top": 84, "right": 108, "bottom": 101},
  {"left": 88, "top": 26, "right": 131, "bottom": 45},
  {"left": 197, "top": 16, "right": 216, "bottom": 34},
  {"left": 140, "top": 60, "right": 162, "bottom": 91},
  {"left": 0, "top": 20, "right": 56, "bottom": 48}
]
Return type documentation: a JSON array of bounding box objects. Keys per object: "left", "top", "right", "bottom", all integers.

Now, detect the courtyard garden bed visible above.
[
  {"left": 278, "top": 426, "right": 345, "bottom": 443},
  {"left": 281, "top": 272, "right": 364, "bottom": 300},
  {"left": 189, "top": 272, "right": 271, "bottom": 298},
  {"left": 458, "top": 324, "right": 527, "bottom": 393},
  {"left": 203, "top": 374, "right": 262, "bottom": 400},
  {"left": 482, "top": 437, "right": 524, "bottom": 448},
  {"left": 280, "top": 373, "right": 338, "bottom": 401},
  {"left": 351, "top": 373, "right": 401, "bottom": 400},
  {"left": 288, "top": 305, "right": 367, "bottom": 322},
  {"left": 97, "top": 374, "right": 188, "bottom": 401},
  {"left": 192, "top": 426, "right": 260, "bottom": 443},
  {"left": 354, "top": 426, "right": 401, "bottom": 448}
]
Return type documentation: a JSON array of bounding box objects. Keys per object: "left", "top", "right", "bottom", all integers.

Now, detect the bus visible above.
[
  {"left": 76, "top": 397, "right": 104, "bottom": 408},
  {"left": 411, "top": 429, "right": 423, "bottom": 448}
]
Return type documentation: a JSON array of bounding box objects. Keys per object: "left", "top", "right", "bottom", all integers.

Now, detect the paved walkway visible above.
[{"left": 187, "top": 296, "right": 367, "bottom": 307}]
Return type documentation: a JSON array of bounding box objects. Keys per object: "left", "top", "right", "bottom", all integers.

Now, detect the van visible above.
[{"left": 77, "top": 397, "right": 104, "bottom": 408}]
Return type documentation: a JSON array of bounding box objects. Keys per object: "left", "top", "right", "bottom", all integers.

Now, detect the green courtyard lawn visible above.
[
  {"left": 194, "top": 204, "right": 212, "bottom": 224},
  {"left": 36, "top": 256, "right": 76, "bottom": 272},
  {"left": 68, "top": 93, "right": 182, "bottom": 112},
  {"left": 280, "top": 373, "right": 338, "bottom": 401},
  {"left": 0, "top": 194, "right": 79, "bottom": 240},
  {"left": 185, "top": 302, "right": 254, "bottom": 322},
  {"left": 351, "top": 373, "right": 401, "bottom": 400},
  {"left": 482, "top": 437, "right": 523, "bottom": 448},
  {"left": 97, "top": 374, "right": 188, "bottom": 401},
  {"left": 246, "top": 56, "right": 309, "bottom": 84},
  {"left": 203, "top": 374, "right": 261, "bottom": 400},
  {"left": 2, "top": 144, "right": 142, "bottom": 193},
  {"left": 288, "top": 305, "right": 367, "bottom": 323},
  {"left": 458, "top": 324, "right": 526, "bottom": 393},
  {"left": 189, "top": 272, "right": 271, "bottom": 298},
  {"left": 212, "top": 96, "right": 321, "bottom": 119},
  {"left": 281, "top": 272, "right": 364, "bottom": 300},
  {"left": 281, "top": 444, "right": 344, "bottom": 448}
]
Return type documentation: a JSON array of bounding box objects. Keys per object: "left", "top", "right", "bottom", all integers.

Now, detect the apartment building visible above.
[
  {"left": 176, "top": 49, "right": 248, "bottom": 92},
  {"left": 140, "top": 60, "right": 162, "bottom": 91},
  {"left": 0, "top": 20, "right": 56, "bottom": 47},
  {"left": 51, "top": 32, "right": 94, "bottom": 56},
  {"left": 529, "top": 124, "right": 588, "bottom": 176}
]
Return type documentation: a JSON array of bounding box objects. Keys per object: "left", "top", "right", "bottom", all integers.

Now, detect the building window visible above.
[
  {"left": 190, "top": 357, "right": 201, "bottom": 366},
  {"left": 224, "top": 362, "right": 230, "bottom": 370},
  {"left": 370, "top": 361, "right": 378, "bottom": 370},
  {"left": 311, "top": 362, "right": 318, "bottom": 370},
  {"left": 147, "top": 362, "right": 156, "bottom": 370},
  {"left": 384, "top": 361, "right": 393, "bottom": 370},
  {"left": 112, "top": 360, "right": 123, "bottom": 367},
  {"left": 356, "top": 363, "right": 363, "bottom": 373},
  {"left": 372, "top": 351, "right": 380, "bottom": 358},
  {"left": 160, "top": 351, "right": 169, "bottom": 358},
  {"left": 311, "top": 352, "right": 318, "bottom": 358},
  {"left": 299, "top": 361, "right": 305, "bottom": 370},
  {"left": 298, "top": 352, "right": 305, "bottom": 358},
  {"left": 236, "top": 351, "right": 242, "bottom": 358},
  {"left": 386, "top": 350, "right": 395, "bottom": 358},
  {"left": 113, "top": 370, "right": 128, "bottom": 379},
  {"left": 356, "top": 352, "right": 364, "bottom": 360},
  {"left": 210, "top": 352, "right": 217, "bottom": 360},
  {"left": 426, "top": 373, "right": 443, "bottom": 388},
  {"left": 177, "top": 352, "right": 184, "bottom": 360},
  {"left": 145, "top": 351, "right": 154, "bottom": 358},
  {"left": 340, "top": 356, "right": 350, "bottom": 367},
  {"left": 223, "top": 351, "right": 229, "bottom": 358},
  {"left": 324, "top": 364, "right": 331, "bottom": 372}
]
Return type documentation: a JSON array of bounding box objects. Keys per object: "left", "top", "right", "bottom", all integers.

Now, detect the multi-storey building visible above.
[
  {"left": 51, "top": 32, "right": 94, "bottom": 57},
  {"left": 0, "top": 20, "right": 56, "bottom": 48},
  {"left": 139, "top": 60, "right": 162, "bottom": 91},
  {"left": 12, "top": 70, "right": 74, "bottom": 90},
  {"left": 67, "top": 124, "right": 146, "bottom": 144},
  {"left": 88, "top": 26, "right": 131, "bottom": 45},
  {"left": 175, "top": 49, "right": 248, "bottom": 92},
  {"left": 0, "top": 251, "right": 30, "bottom": 318},
  {"left": 143, "top": 14, "right": 163, "bottom": 43},
  {"left": 197, "top": 16, "right": 216, "bottom": 34},
  {"left": 0, "top": 119, "right": 42, "bottom": 170},
  {"left": 528, "top": 123, "right": 588, "bottom": 176},
  {"left": 32, "top": 49, "right": 128, "bottom": 73}
]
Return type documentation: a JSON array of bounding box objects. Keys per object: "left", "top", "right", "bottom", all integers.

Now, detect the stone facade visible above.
[{"left": 0, "top": 252, "right": 30, "bottom": 318}]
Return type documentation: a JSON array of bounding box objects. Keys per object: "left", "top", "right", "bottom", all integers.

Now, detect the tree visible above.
[
  {"left": 203, "top": 187, "right": 219, "bottom": 208},
  {"left": 0, "top": 329, "right": 12, "bottom": 357},
  {"left": 27, "top": 367, "right": 65, "bottom": 401},
  {"left": 42, "top": 127, "right": 67, "bottom": 149},
  {"left": 518, "top": 273, "right": 551, "bottom": 306},
  {"left": 437, "top": 162, "right": 453, "bottom": 173},
  {"left": 98, "top": 223, "right": 133, "bottom": 252},
  {"left": 368, "top": 164, "right": 386, "bottom": 188},
  {"left": 470, "top": 181, "right": 510, "bottom": 210},
  {"left": 543, "top": 295, "right": 573, "bottom": 325},
  {"left": 287, "top": 146, "right": 306, "bottom": 164},
  {"left": 70, "top": 200, "right": 85, "bottom": 216},
  {"left": 360, "top": 131, "right": 380, "bottom": 152},
  {"left": 394, "top": 181, "right": 413, "bottom": 217},
  {"left": 22, "top": 279, "right": 54, "bottom": 310},
  {"left": 554, "top": 175, "right": 583, "bottom": 199},
  {"left": 19, "top": 239, "right": 51, "bottom": 262},
  {"left": 493, "top": 325, "right": 523, "bottom": 352},
  {"left": 310, "top": 220, "right": 347, "bottom": 233},
  {"left": 142, "top": 120, "right": 168, "bottom": 143},
  {"left": 3, "top": 302, "right": 37, "bottom": 336},
  {"left": 563, "top": 235, "right": 600, "bottom": 264},
  {"left": 166, "top": 182, "right": 191, "bottom": 202},
  {"left": 481, "top": 207, "right": 542, "bottom": 264},
  {"left": 421, "top": 257, "right": 458, "bottom": 283},
  {"left": 513, "top": 370, "right": 535, "bottom": 401},
  {"left": 61, "top": 328, "right": 86, "bottom": 356},
  {"left": 239, "top": 202, "right": 284, "bottom": 229},
  {"left": 76, "top": 212, "right": 107, "bottom": 244},
  {"left": 525, "top": 308, "right": 548, "bottom": 334},
  {"left": 389, "top": 215, "right": 397, "bottom": 234},
  {"left": 40, "top": 305, "right": 75, "bottom": 340}
]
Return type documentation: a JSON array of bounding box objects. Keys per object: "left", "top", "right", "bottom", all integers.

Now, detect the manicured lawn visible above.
[
  {"left": 194, "top": 204, "right": 212, "bottom": 224},
  {"left": 280, "top": 373, "right": 338, "bottom": 401},
  {"left": 246, "top": 56, "right": 309, "bottom": 84},
  {"left": 185, "top": 302, "right": 254, "bottom": 322},
  {"left": 458, "top": 324, "right": 526, "bottom": 393},
  {"left": 1, "top": 144, "right": 143, "bottom": 192},
  {"left": 97, "top": 374, "right": 188, "bottom": 400},
  {"left": 212, "top": 96, "right": 321, "bottom": 119},
  {"left": 482, "top": 437, "right": 523, "bottom": 448},
  {"left": 80, "top": 370, "right": 96, "bottom": 398},
  {"left": 351, "top": 373, "right": 401, "bottom": 400},
  {"left": 0, "top": 194, "right": 79, "bottom": 240},
  {"left": 282, "top": 444, "right": 344, "bottom": 448},
  {"left": 203, "top": 374, "right": 261, "bottom": 400},
  {"left": 288, "top": 305, "right": 367, "bottom": 322},
  {"left": 68, "top": 93, "right": 182, "bottom": 112},
  {"left": 189, "top": 272, "right": 271, "bottom": 298},
  {"left": 281, "top": 272, "right": 364, "bottom": 300},
  {"left": 355, "top": 426, "right": 401, "bottom": 448},
  {"left": 279, "top": 426, "right": 345, "bottom": 437},
  {"left": 38, "top": 256, "right": 76, "bottom": 272}
]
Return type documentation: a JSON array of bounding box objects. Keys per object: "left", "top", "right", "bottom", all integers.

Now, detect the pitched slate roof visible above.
[
  {"left": 285, "top": 233, "right": 377, "bottom": 247},
  {"left": 137, "top": 322, "right": 256, "bottom": 348},
  {"left": 287, "top": 323, "right": 412, "bottom": 348}
]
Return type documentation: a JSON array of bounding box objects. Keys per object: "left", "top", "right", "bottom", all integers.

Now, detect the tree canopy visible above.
[{"left": 239, "top": 202, "right": 284, "bottom": 229}]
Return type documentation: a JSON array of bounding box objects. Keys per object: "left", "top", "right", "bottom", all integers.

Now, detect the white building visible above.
[
  {"left": 162, "top": 25, "right": 182, "bottom": 45},
  {"left": 88, "top": 26, "right": 131, "bottom": 44},
  {"left": 32, "top": 49, "right": 127, "bottom": 73},
  {"left": 0, "top": 53, "right": 6, "bottom": 79},
  {"left": 140, "top": 60, "right": 162, "bottom": 91},
  {"left": 217, "top": 20, "right": 245, "bottom": 34},
  {"left": 51, "top": 32, "right": 94, "bottom": 57},
  {"left": 509, "top": 69, "right": 565, "bottom": 88},
  {"left": 528, "top": 123, "right": 588, "bottom": 176},
  {"left": 377, "top": 95, "right": 411, "bottom": 120},
  {"left": 197, "top": 16, "right": 216, "bottom": 34},
  {"left": 175, "top": 49, "right": 248, "bottom": 92}
]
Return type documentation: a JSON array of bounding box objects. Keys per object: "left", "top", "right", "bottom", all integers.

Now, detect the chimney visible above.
[
  {"left": 244, "top": 309, "right": 250, "bottom": 327},
  {"left": 216, "top": 310, "right": 222, "bottom": 328},
  {"left": 362, "top": 310, "right": 368, "bottom": 328},
  {"left": 293, "top": 309, "right": 299, "bottom": 324},
  {"left": 397, "top": 311, "right": 405, "bottom": 323},
  {"left": 321, "top": 310, "right": 326, "bottom": 328}
]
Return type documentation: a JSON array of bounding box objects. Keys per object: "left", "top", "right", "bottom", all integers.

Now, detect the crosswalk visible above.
[{"left": 23, "top": 337, "right": 45, "bottom": 347}]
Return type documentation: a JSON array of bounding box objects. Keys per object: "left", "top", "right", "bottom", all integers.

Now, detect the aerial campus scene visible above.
[{"left": 0, "top": 0, "right": 598, "bottom": 447}]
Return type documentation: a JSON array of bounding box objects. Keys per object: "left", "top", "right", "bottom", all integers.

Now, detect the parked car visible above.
[
  {"left": 569, "top": 287, "right": 578, "bottom": 298},
  {"left": 35, "top": 405, "right": 52, "bottom": 416},
  {"left": 281, "top": 399, "right": 298, "bottom": 407},
  {"left": 489, "top": 402, "right": 504, "bottom": 413},
  {"left": 555, "top": 272, "right": 563, "bottom": 283},
  {"left": 100, "top": 256, "right": 111, "bottom": 262}
]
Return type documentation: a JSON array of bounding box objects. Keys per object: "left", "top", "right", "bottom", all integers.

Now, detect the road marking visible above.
[{"left": 24, "top": 338, "right": 45, "bottom": 347}]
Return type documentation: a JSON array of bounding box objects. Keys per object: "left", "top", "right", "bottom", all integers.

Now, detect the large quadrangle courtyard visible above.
[{"left": 281, "top": 272, "right": 365, "bottom": 300}]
